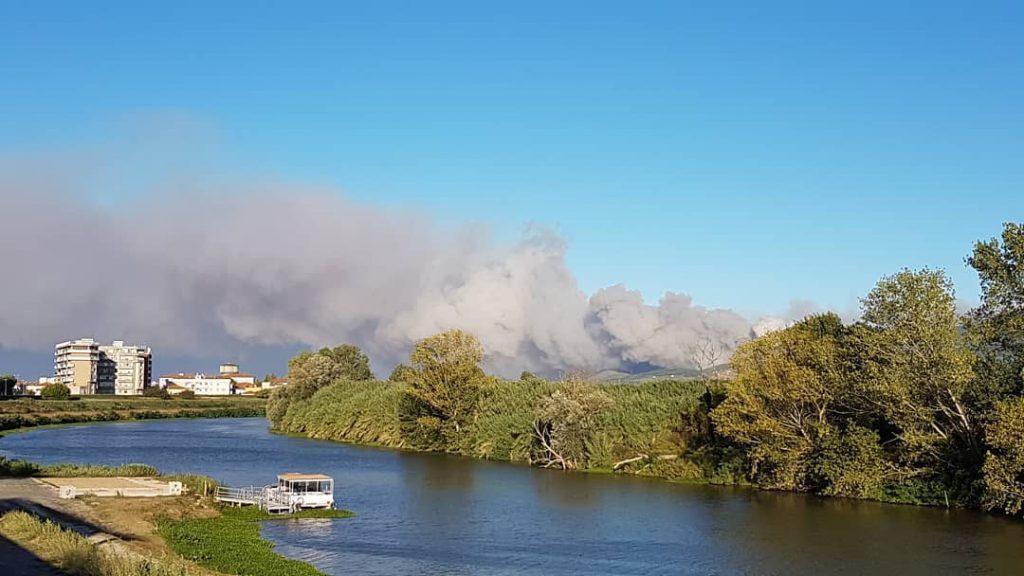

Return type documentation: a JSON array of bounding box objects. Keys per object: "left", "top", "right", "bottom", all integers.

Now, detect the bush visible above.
[
  {"left": 176, "top": 390, "right": 196, "bottom": 399},
  {"left": 41, "top": 383, "right": 71, "bottom": 400},
  {"left": 141, "top": 387, "right": 170, "bottom": 399}
]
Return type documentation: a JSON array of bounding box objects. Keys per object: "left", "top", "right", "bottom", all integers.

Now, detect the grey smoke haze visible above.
[{"left": 0, "top": 148, "right": 794, "bottom": 378}]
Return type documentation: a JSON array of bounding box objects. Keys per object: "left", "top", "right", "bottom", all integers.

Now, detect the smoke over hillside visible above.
[{"left": 0, "top": 149, "right": 786, "bottom": 377}]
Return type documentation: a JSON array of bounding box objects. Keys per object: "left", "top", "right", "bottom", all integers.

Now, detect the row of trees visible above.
[
  {"left": 268, "top": 223, "right": 1024, "bottom": 516},
  {"left": 712, "top": 223, "right": 1024, "bottom": 513}
]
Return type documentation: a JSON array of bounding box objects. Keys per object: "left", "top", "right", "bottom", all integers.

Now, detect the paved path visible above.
[{"left": 0, "top": 477, "right": 130, "bottom": 575}]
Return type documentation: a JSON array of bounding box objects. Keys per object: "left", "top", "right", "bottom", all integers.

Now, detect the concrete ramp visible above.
[{"left": 39, "top": 477, "right": 183, "bottom": 499}]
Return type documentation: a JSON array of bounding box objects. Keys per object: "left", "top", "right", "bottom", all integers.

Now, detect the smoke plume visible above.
[{"left": 0, "top": 144, "right": 787, "bottom": 377}]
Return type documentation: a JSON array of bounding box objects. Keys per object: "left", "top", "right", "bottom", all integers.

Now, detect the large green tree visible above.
[
  {"left": 856, "top": 269, "right": 978, "bottom": 475},
  {"left": 402, "top": 329, "right": 490, "bottom": 447},
  {"left": 966, "top": 222, "right": 1024, "bottom": 404},
  {"left": 268, "top": 344, "right": 374, "bottom": 426},
  {"left": 711, "top": 313, "right": 852, "bottom": 490}
]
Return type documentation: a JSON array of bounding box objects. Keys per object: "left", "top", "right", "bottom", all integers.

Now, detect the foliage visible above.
[
  {"left": 711, "top": 314, "right": 850, "bottom": 490},
  {"left": 811, "top": 425, "right": 888, "bottom": 499},
  {"left": 388, "top": 363, "right": 416, "bottom": 383},
  {"left": 268, "top": 344, "right": 374, "bottom": 427},
  {"left": 0, "top": 510, "right": 197, "bottom": 576},
  {"left": 176, "top": 390, "right": 196, "bottom": 399},
  {"left": 42, "top": 383, "right": 71, "bottom": 400},
  {"left": 0, "top": 373, "right": 16, "bottom": 396},
  {"left": 157, "top": 506, "right": 352, "bottom": 576},
  {"left": 402, "top": 329, "right": 491, "bottom": 447},
  {"left": 142, "top": 386, "right": 170, "bottom": 399},
  {"left": 531, "top": 375, "right": 614, "bottom": 470},
  {"left": 982, "top": 398, "right": 1024, "bottom": 515},
  {"left": 857, "top": 268, "right": 979, "bottom": 473},
  {"left": 0, "top": 396, "right": 266, "bottom": 433},
  {"left": 966, "top": 222, "right": 1024, "bottom": 403},
  {"left": 0, "top": 458, "right": 159, "bottom": 478},
  {"left": 269, "top": 226, "right": 1024, "bottom": 517},
  {"left": 278, "top": 379, "right": 407, "bottom": 447}
]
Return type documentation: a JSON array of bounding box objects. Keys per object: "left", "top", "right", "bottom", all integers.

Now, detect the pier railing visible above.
[{"left": 214, "top": 485, "right": 292, "bottom": 514}]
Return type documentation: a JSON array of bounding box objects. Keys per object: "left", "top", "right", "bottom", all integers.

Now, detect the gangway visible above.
[
  {"left": 214, "top": 473, "right": 334, "bottom": 514},
  {"left": 214, "top": 485, "right": 293, "bottom": 514}
]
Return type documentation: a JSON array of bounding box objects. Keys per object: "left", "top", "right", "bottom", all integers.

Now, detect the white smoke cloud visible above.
[{"left": 0, "top": 138, "right": 798, "bottom": 377}]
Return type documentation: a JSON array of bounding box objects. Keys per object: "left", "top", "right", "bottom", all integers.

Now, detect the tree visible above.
[
  {"left": 856, "top": 269, "right": 978, "bottom": 471},
  {"left": 268, "top": 344, "right": 374, "bottom": 427},
  {"left": 319, "top": 344, "right": 374, "bottom": 381},
  {"left": 41, "top": 383, "right": 71, "bottom": 400},
  {"left": 966, "top": 222, "right": 1024, "bottom": 403},
  {"left": 402, "top": 329, "right": 490, "bottom": 447},
  {"left": 0, "top": 374, "right": 16, "bottom": 396},
  {"left": 177, "top": 389, "right": 196, "bottom": 399},
  {"left": 531, "top": 374, "right": 613, "bottom": 470},
  {"left": 981, "top": 398, "right": 1024, "bottom": 515},
  {"left": 711, "top": 313, "right": 851, "bottom": 490},
  {"left": 388, "top": 364, "right": 416, "bottom": 383}
]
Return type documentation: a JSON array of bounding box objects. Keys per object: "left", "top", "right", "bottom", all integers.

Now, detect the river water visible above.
[{"left": 1, "top": 417, "right": 1021, "bottom": 575}]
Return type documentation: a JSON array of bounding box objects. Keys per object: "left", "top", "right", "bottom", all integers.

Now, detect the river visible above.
[{"left": 1, "top": 417, "right": 1021, "bottom": 575}]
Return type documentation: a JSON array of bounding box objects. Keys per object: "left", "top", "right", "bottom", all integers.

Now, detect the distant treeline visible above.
[
  {"left": 270, "top": 223, "right": 1024, "bottom": 517},
  {"left": 0, "top": 397, "right": 267, "bottom": 433}
]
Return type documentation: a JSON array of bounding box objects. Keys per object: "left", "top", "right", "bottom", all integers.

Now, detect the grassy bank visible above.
[
  {"left": 274, "top": 378, "right": 737, "bottom": 483},
  {"left": 0, "top": 509, "right": 199, "bottom": 576},
  {"left": 157, "top": 506, "right": 353, "bottom": 576},
  {"left": 0, "top": 396, "right": 266, "bottom": 434},
  {"left": 0, "top": 458, "right": 161, "bottom": 477}
]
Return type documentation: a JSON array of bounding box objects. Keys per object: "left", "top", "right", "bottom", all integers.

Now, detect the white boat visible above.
[{"left": 266, "top": 473, "right": 335, "bottom": 510}]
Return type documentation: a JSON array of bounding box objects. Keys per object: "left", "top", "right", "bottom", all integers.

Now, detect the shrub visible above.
[
  {"left": 41, "top": 383, "right": 71, "bottom": 400},
  {"left": 142, "top": 387, "right": 170, "bottom": 399},
  {"left": 176, "top": 390, "right": 196, "bottom": 399}
]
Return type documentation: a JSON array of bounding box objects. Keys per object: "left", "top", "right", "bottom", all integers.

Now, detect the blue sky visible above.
[{"left": 2, "top": 0, "right": 1022, "bottom": 320}]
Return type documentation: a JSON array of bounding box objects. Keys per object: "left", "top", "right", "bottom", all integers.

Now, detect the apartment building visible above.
[
  {"left": 54, "top": 338, "right": 152, "bottom": 395},
  {"left": 54, "top": 338, "right": 101, "bottom": 395},
  {"left": 98, "top": 341, "right": 152, "bottom": 395}
]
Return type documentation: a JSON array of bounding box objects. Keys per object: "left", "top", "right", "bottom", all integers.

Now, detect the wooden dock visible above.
[{"left": 214, "top": 486, "right": 292, "bottom": 514}]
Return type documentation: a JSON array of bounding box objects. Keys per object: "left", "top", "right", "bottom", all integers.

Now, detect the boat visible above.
[{"left": 266, "top": 473, "right": 335, "bottom": 510}]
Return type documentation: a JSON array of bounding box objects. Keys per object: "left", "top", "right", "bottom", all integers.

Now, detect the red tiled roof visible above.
[
  {"left": 165, "top": 383, "right": 188, "bottom": 390},
  {"left": 161, "top": 373, "right": 195, "bottom": 379}
]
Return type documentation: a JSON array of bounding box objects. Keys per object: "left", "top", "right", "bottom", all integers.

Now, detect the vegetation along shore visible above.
[
  {"left": 0, "top": 396, "right": 267, "bottom": 435},
  {"left": 269, "top": 222, "right": 1024, "bottom": 517},
  {"left": 0, "top": 459, "right": 351, "bottom": 576}
]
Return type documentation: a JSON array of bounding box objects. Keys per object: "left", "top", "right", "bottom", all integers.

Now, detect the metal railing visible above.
[{"left": 214, "top": 485, "right": 294, "bottom": 513}]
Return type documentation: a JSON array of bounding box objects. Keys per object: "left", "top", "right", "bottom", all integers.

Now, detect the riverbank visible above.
[
  {"left": 0, "top": 397, "right": 266, "bottom": 435},
  {"left": 0, "top": 462, "right": 352, "bottom": 576}
]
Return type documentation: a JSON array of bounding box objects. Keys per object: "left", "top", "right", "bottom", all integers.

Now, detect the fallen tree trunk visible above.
[{"left": 612, "top": 453, "right": 679, "bottom": 471}]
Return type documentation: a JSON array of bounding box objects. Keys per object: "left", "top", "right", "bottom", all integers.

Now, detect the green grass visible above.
[
  {"left": 0, "top": 457, "right": 160, "bottom": 478},
  {"left": 0, "top": 510, "right": 197, "bottom": 576},
  {"left": 157, "top": 506, "right": 353, "bottom": 576}
]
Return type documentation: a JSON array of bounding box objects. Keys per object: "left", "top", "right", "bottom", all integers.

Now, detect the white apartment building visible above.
[
  {"left": 98, "top": 341, "right": 152, "bottom": 395},
  {"left": 54, "top": 338, "right": 100, "bottom": 395},
  {"left": 54, "top": 338, "right": 153, "bottom": 395}
]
